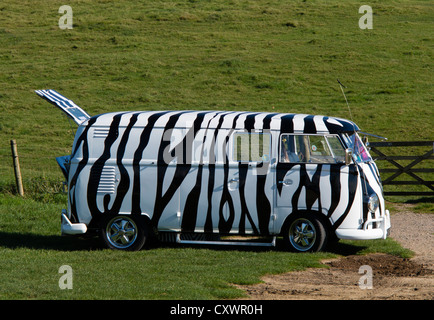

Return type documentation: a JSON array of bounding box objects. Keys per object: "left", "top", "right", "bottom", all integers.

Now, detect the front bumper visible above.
[
  {"left": 335, "top": 210, "right": 391, "bottom": 240},
  {"left": 61, "top": 209, "right": 87, "bottom": 235}
]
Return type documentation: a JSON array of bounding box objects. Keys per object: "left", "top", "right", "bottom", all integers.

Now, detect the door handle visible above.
[
  {"left": 228, "top": 179, "right": 239, "bottom": 191},
  {"left": 279, "top": 179, "right": 293, "bottom": 186}
]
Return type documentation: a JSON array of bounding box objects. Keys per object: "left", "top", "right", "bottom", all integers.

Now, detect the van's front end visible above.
[{"left": 335, "top": 132, "right": 391, "bottom": 240}]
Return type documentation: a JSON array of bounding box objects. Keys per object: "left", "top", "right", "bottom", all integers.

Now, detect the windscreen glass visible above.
[{"left": 343, "top": 132, "right": 372, "bottom": 163}]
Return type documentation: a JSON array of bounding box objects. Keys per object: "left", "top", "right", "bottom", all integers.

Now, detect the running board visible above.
[{"left": 176, "top": 234, "right": 277, "bottom": 247}]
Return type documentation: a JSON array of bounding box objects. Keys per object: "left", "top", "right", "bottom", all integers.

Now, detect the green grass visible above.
[
  {"left": 0, "top": 245, "right": 328, "bottom": 300},
  {"left": 0, "top": 0, "right": 432, "bottom": 182},
  {"left": 0, "top": 0, "right": 430, "bottom": 299},
  {"left": 0, "top": 194, "right": 411, "bottom": 300}
]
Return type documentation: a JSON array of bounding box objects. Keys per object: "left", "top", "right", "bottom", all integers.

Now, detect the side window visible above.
[
  {"left": 280, "top": 134, "right": 345, "bottom": 164},
  {"left": 307, "top": 135, "right": 333, "bottom": 162},
  {"left": 233, "top": 132, "right": 271, "bottom": 162}
]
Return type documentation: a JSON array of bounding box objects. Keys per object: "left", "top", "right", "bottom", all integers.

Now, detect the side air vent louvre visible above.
[
  {"left": 96, "top": 166, "right": 116, "bottom": 194},
  {"left": 93, "top": 128, "right": 110, "bottom": 138}
]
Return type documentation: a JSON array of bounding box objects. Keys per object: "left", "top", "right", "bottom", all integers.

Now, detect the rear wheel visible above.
[
  {"left": 282, "top": 212, "right": 328, "bottom": 252},
  {"left": 100, "top": 215, "right": 148, "bottom": 251}
]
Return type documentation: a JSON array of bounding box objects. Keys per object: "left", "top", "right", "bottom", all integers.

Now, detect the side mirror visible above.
[{"left": 345, "top": 148, "right": 353, "bottom": 165}]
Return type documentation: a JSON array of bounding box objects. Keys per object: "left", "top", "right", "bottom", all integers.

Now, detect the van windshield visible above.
[{"left": 344, "top": 132, "right": 372, "bottom": 163}]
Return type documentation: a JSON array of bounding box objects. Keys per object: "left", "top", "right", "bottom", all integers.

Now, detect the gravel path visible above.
[
  {"left": 389, "top": 203, "right": 434, "bottom": 270},
  {"left": 237, "top": 203, "right": 434, "bottom": 300}
]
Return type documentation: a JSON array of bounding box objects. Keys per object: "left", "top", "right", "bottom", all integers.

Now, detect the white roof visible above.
[{"left": 85, "top": 110, "right": 358, "bottom": 134}]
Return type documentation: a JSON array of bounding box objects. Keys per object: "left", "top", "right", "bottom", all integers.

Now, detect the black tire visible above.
[
  {"left": 100, "top": 215, "right": 148, "bottom": 251},
  {"left": 281, "top": 212, "right": 328, "bottom": 252}
]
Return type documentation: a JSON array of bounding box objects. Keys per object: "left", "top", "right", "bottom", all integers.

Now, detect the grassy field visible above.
[
  {"left": 0, "top": 194, "right": 411, "bottom": 300},
  {"left": 0, "top": 0, "right": 432, "bottom": 299}
]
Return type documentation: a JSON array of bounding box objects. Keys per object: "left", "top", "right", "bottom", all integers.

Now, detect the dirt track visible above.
[{"left": 237, "top": 203, "right": 434, "bottom": 300}]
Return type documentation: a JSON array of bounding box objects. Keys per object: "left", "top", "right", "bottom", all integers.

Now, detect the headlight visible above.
[{"left": 367, "top": 194, "right": 379, "bottom": 213}]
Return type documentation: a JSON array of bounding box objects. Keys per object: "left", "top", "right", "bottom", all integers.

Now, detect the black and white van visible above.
[{"left": 36, "top": 89, "right": 391, "bottom": 252}]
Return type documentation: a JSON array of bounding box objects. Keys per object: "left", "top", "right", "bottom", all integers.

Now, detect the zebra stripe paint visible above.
[{"left": 36, "top": 91, "right": 391, "bottom": 251}]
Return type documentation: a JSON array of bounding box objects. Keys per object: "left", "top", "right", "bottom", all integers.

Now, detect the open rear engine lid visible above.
[{"left": 35, "top": 89, "right": 90, "bottom": 125}]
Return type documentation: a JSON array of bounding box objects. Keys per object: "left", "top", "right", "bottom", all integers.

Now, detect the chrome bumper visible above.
[{"left": 335, "top": 210, "right": 391, "bottom": 240}]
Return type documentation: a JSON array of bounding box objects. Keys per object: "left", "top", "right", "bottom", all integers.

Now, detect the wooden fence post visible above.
[{"left": 10, "top": 139, "right": 24, "bottom": 196}]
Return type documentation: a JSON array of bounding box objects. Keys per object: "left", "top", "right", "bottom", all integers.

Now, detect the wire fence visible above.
[
  {"left": 0, "top": 141, "right": 69, "bottom": 197},
  {"left": 0, "top": 146, "right": 67, "bottom": 173}
]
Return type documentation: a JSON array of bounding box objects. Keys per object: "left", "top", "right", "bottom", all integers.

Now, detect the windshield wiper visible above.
[{"left": 358, "top": 132, "right": 388, "bottom": 141}]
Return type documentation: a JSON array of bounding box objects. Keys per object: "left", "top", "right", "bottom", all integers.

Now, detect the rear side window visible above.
[
  {"left": 280, "top": 134, "right": 345, "bottom": 164},
  {"left": 233, "top": 132, "right": 271, "bottom": 162}
]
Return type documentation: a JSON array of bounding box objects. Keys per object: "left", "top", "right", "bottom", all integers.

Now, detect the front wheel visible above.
[
  {"left": 282, "top": 213, "right": 328, "bottom": 252},
  {"left": 100, "top": 215, "right": 148, "bottom": 251}
]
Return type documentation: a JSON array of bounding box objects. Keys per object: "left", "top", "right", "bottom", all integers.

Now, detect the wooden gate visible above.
[{"left": 369, "top": 141, "right": 434, "bottom": 196}]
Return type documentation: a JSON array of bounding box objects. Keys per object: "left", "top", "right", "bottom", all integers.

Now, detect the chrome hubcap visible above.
[
  {"left": 289, "top": 218, "right": 316, "bottom": 251},
  {"left": 106, "top": 216, "right": 138, "bottom": 249}
]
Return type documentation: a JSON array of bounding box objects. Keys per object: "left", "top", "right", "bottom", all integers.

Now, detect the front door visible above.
[{"left": 275, "top": 134, "right": 351, "bottom": 228}]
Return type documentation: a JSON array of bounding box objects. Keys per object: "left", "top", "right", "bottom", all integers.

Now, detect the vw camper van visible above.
[{"left": 36, "top": 89, "right": 391, "bottom": 252}]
